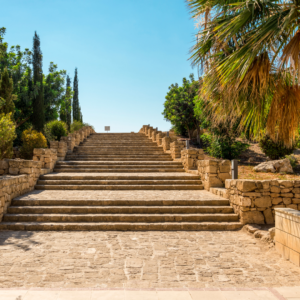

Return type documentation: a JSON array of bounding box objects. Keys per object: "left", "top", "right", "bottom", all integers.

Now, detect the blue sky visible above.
[{"left": 2, "top": 0, "right": 197, "bottom": 132}]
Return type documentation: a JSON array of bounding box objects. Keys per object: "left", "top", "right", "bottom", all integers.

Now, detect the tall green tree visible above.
[
  {"left": 65, "top": 75, "right": 72, "bottom": 130},
  {"left": 44, "top": 62, "right": 66, "bottom": 122},
  {"left": 163, "top": 74, "right": 200, "bottom": 138},
  {"left": 31, "top": 31, "right": 44, "bottom": 132},
  {"left": 0, "top": 67, "right": 16, "bottom": 116},
  {"left": 73, "top": 67, "right": 80, "bottom": 121}
]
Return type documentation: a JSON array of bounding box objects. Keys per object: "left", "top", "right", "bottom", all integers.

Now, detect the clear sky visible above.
[{"left": 2, "top": 0, "right": 197, "bottom": 132}]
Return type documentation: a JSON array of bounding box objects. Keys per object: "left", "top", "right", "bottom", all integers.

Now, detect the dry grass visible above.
[{"left": 238, "top": 165, "right": 300, "bottom": 181}]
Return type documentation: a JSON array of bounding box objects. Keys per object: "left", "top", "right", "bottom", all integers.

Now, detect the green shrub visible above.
[
  {"left": 44, "top": 120, "right": 68, "bottom": 141},
  {"left": 0, "top": 113, "right": 16, "bottom": 159},
  {"left": 259, "top": 135, "right": 294, "bottom": 160},
  {"left": 201, "top": 133, "right": 250, "bottom": 160},
  {"left": 70, "top": 120, "right": 84, "bottom": 132},
  {"left": 200, "top": 132, "right": 212, "bottom": 150},
  {"left": 285, "top": 155, "right": 298, "bottom": 168},
  {"left": 70, "top": 121, "right": 94, "bottom": 133},
  {"left": 19, "top": 128, "right": 47, "bottom": 159}
]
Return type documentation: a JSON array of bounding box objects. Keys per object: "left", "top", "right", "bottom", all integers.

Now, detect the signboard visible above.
[{"left": 105, "top": 126, "right": 110, "bottom": 132}]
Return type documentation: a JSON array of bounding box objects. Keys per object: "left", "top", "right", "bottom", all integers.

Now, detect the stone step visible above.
[
  {"left": 3, "top": 213, "right": 239, "bottom": 222},
  {"left": 7, "top": 206, "right": 234, "bottom": 214},
  {"left": 12, "top": 198, "right": 231, "bottom": 207},
  {"left": 0, "top": 222, "right": 243, "bottom": 231},
  {"left": 65, "top": 158, "right": 174, "bottom": 161},
  {"left": 54, "top": 165, "right": 182, "bottom": 169},
  {"left": 36, "top": 179, "right": 202, "bottom": 185},
  {"left": 35, "top": 184, "right": 204, "bottom": 190},
  {"left": 39, "top": 174, "right": 200, "bottom": 180},
  {"left": 56, "top": 161, "right": 182, "bottom": 165},
  {"left": 52, "top": 168, "right": 185, "bottom": 173}
]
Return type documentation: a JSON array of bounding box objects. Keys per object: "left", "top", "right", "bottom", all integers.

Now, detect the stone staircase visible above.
[{"left": 0, "top": 132, "right": 242, "bottom": 231}]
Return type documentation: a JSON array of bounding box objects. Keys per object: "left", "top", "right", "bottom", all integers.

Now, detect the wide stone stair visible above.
[{"left": 0, "top": 132, "right": 242, "bottom": 231}]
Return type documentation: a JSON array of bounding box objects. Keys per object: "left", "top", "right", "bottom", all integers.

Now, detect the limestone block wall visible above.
[
  {"left": 275, "top": 208, "right": 300, "bottom": 267},
  {"left": 152, "top": 130, "right": 161, "bottom": 143},
  {"left": 224, "top": 179, "right": 300, "bottom": 225},
  {"left": 50, "top": 141, "right": 68, "bottom": 161},
  {"left": 162, "top": 137, "right": 171, "bottom": 152},
  {"left": 33, "top": 148, "right": 57, "bottom": 170},
  {"left": 197, "top": 160, "right": 231, "bottom": 191},
  {"left": 0, "top": 160, "right": 9, "bottom": 175},
  {"left": 170, "top": 141, "right": 185, "bottom": 159},
  {"left": 156, "top": 133, "right": 166, "bottom": 146},
  {"left": 0, "top": 158, "right": 47, "bottom": 221},
  {"left": 181, "top": 149, "right": 204, "bottom": 170}
]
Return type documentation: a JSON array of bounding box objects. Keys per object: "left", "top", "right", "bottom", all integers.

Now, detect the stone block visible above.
[
  {"left": 263, "top": 208, "right": 274, "bottom": 224},
  {"left": 9, "top": 168, "right": 19, "bottom": 175},
  {"left": 240, "top": 211, "right": 265, "bottom": 224},
  {"left": 19, "top": 168, "right": 32, "bottom": 174},
  {"left": 254, "top": 197, "right": 272, "bottom": 207},
  {"left": 236, "top": 181, "right": 257, "bottom": 192}
]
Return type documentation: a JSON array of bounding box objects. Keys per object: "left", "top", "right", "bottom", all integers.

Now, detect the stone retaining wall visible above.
[
  {"left": 33, "top": 148, "right": 57, "bottom": 170},
  {"left": 224, "top": 179, "right": 300, "bottom": 224},
  {"left": 198, "top": 160, "right": 231, "bottom": 190},
  {"left": 170, "top": 141, "right": 185, "bottom": 159},
  {"left": 0, "top": 125, "right": 95, "bottom": 222},
  {"left": 275, "top": 208, "right": 300, "bottom": 267},
  {"left": 181, "top": 149, "right": 204, "bottom": 171},
  {"left": 0, "top": 159, "right": 45, "bottom": 221}
]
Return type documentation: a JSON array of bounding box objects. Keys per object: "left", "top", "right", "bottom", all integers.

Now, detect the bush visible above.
[
  {"left": 70, "top": 120, "right": 84, "bottom": 133},
  {"left": 259, "top": 135, "right": 294, "bottom": 160},
  {"left": 0, "top": 113, "right": 16, "bottom": 160},
  {"left": 201, "top": 133, "right": 250, "bottom": 160},
  {"left": 70, "top": 121, "right": 94, "bottom": 133},
  {"left": 44, "top": 120, "right": 68, "bottom": 141},
  {"left": 19, "top": 128, "right": 47, "bottom": 159}
]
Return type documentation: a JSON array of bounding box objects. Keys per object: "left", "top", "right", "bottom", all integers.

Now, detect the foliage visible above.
[
  {"left": 31, "top": 32, "right": 44, "bottom": 132},
  {"left": 0, "top": 67, "right": 16, "bottom": 116},
  {"left": 163, "top": 74, "right": 201, "bottom": 138},
  {"left": 201, "top": 133, "right": 249, "bottom": 160},
  {"left": 0, "top": 113, "right": 16, "bottom": 159},
  {"left": 259, "top": 135, "right": 294, "bottom": 160},
  {"left": 285, "top": 155, "right": 298, "bottom": 169},
  {"left": 44, "top": 62, "right": 66, "bottom": 122},
  {"left": 187, "top": 0, "right": 300, "bottom": 147},
  {"left": 70, "top": 120, "right": 84, "bottom": 132},
  {"left": 200, "top": 119, "right": 250, "bottom": 159},
  {"left": 19, "top": 128, "right": 47, "bottom": 159},
  {"left": 73, "top": 68, "right": 81, "bottom": 122},
  {"left": 44, "top": 120, "right": 68, "bottom": 142}
]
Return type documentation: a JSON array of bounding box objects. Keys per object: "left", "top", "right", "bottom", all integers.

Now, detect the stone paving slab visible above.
[
  {"left": 0, "top": 230, "right": 300, "bottom": 290},
  {"left": 0, "top": 287, "right": 299, "bottom": 300},
  {"left": 14, "top": 190, "right": 225, "bottom": 201}
]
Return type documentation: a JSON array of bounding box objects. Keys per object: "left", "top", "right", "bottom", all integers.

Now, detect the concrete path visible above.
[{"left": 1, "top": 287, "right": 300, "bottom": 300}]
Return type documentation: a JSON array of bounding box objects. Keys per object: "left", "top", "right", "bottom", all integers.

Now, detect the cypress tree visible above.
[
  {"left": 0, "top": 67, "right": 16, "bottom": 116},
  {"left": 31, "top": 32, "right": 45, "bottom": 131},
  {"left": 73, "top": 68, "right": 80, "bottom": 121},
  {"left": 66, "top": 75, "right": 72, "bottom": 130}
]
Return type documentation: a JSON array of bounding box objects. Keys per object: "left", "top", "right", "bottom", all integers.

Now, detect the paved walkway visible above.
[
  {"left": 1, "top": 286, "right": 300, "bottom": 300},
  {"left": 1, "top": 230, "right": 300, "bottom": 290}
]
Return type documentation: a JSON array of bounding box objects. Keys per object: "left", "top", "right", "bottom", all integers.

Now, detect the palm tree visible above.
[{"left": 188, "top": 0, "right": 300, "bottom": 147}]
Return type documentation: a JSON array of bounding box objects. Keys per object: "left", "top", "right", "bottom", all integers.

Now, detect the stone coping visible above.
[{"left": 275, "top": 207, "right": 300, "bottom": 220}]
